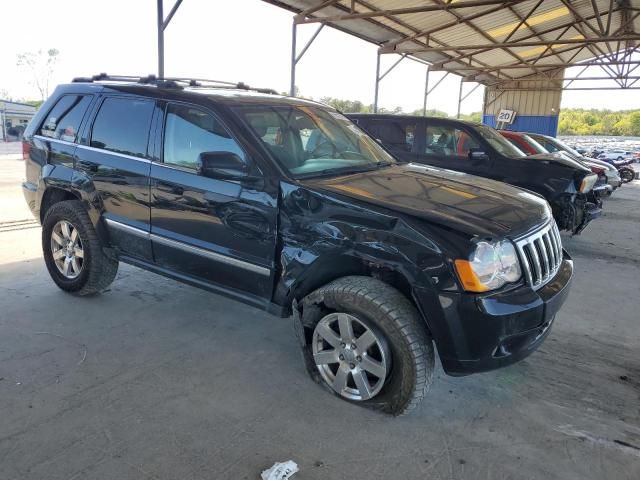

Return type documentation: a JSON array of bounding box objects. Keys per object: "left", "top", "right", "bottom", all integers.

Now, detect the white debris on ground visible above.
[{"left": 260, "top": 460, "right": 299, "bottom": 480}]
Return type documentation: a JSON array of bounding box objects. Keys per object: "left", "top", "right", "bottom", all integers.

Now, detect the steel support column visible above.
[
  {"left": 290, "top": 21, "right": 297, "bottom": 96},
  {"left": 457, "top": 78, "right": 463, "bottom": 119},
  {"left": 373, "top": 53, "right": 407, "bottom": 113},
  {"left": 422, "top": 66, "right": 430, "bottom": 116},
  {"left": 373, "top": 52, "right": 381, "bottom": 113},
  {"left": 156, "top": 0, "right": 184, "bottom": 78},
  {"left": 157, "top": 0, "right": 164, "bottom": 78},
  {"left": 290, "top": 20, "right": 325, "bottom": 97}
]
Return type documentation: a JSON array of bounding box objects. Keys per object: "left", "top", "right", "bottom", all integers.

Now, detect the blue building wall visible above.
[{"left": 483, "top": 115, "right": 559, "bottom": 137}]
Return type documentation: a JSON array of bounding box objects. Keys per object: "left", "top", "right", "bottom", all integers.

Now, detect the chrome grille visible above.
[{"left": 515, "top": 221, "right": 563, "bottom": 290}]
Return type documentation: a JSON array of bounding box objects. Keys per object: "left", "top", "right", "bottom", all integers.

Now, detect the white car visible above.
[{"left": 597, "top": 150, "right": 634, "bottom": 163}]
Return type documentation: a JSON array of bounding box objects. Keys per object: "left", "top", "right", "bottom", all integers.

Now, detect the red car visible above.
[{"left": 499, "top": 130, "right": 548, "bottom": 155}]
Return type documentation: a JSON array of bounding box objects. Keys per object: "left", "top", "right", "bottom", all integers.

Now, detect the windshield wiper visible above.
[{"left": 296, "top": 163, "right": 390, "bottom": 179}]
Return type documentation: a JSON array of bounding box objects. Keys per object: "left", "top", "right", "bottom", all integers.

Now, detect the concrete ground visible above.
[{"left": 1, "top": 155, "right": 639, "bottom": 480}]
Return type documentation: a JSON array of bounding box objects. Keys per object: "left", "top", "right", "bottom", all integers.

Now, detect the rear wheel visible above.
[
  {"left": 42, "top": 200, "right": 118, "bottom": 295},
  {"left": 620, "top": 168, "right": 634, "bottom": 183},
  {"left": 300, "top": 276, "right": 435, "bottom": 415}
]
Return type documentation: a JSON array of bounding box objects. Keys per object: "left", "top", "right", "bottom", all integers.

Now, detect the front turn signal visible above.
[{"left": 454, "top": 259, "right": 490, "bottom": 293}]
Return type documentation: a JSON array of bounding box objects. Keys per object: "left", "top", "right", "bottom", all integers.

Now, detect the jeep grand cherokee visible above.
[{"left": 22, "top": 75, "right": 573, "bottom": 415}]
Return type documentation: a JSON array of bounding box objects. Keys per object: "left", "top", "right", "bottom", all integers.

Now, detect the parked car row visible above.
[
  {"left": 23, "top": 76, "right": 574, "bottom": 415},
  {"left": 523, "top": 133, "right": 638, "bottom": 185},
  {"left": 497, "top": 130, "right": 622, "bottom": 199},
  {"left": 347, "top": 114, "right": 601, "bottom": 235},
  {"left": 589, "top": 148, "right": 638, "bottom": 164}
]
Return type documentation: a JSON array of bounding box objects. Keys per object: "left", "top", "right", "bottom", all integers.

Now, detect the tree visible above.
[
  {"left": 629, "top": 111, "right": 640, "bottom": 136},
  {"left": 376, "top": 105, "right": 403, "bottom": 114},
  {"left": 16, "top": 49, "right": 60, "bottom": 100},
  {"left": 319, "top": 97, "right": 371, "bottom": 113},
  {"left": 0, "top": 88, "right": 14, "bottom": 101}
]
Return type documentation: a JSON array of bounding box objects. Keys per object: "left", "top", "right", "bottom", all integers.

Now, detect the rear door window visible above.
[
  {"left": 363, "top": 119, "right": 416, "bottom": 153},
  {"left": 90, "top": 97, "right": 154, "bottom": 158},
  {"left": 39, "top": 95, "right": 92, "bottom": 142}
]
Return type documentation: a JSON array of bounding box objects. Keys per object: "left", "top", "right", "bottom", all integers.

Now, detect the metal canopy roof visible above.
[{"left": 264, "top": 0, "right": 640, "bottom": 88}]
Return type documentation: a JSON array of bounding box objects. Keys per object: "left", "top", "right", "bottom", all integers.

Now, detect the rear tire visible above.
[
  {"left": 42, "top": 200, "right": 118, "bottom": 295},
  {"left": 299, "top": 276, "right": 435, "bottom": 415},
  {"left": 620, "top": 168, "right": 634, "bottom": 183}
]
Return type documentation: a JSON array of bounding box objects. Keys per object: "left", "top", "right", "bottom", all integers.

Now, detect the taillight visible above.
[
  {"left": 590, "top": 165, "right": 605, "bottom": 174},
  {"left": 22, "top": 141, "right": 31, "bottom": 161}
]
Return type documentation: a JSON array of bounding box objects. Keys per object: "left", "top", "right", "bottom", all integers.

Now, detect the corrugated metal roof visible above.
[{"left": 264, "top": 0, "right": 640, "bottom": 88}]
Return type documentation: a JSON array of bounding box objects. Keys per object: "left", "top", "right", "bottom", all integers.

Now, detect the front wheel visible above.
[
  {"left": 42, "top": 200, "right": 118, "bottom": 295},
  {"left": 298, "top": 276, "right": 435, "bottom": 415}
]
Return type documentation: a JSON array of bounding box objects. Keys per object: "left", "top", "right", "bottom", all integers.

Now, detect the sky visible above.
[{"left": 2, "top": 0, "right": 639, "bottom": 114}]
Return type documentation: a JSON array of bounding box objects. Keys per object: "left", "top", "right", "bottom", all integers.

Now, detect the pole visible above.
[
  {"left": 373, "top": 52, "right": 381, "bottom": 113},
  {"left": 157, "top": 0, "right": 164, "bottom": 78},
  {"left": 422, "top": 66, "right": 430, "bottom": 116},
  {"left": 457, "top": 77, "right": 463, "bottom": 119},
  {"left": 0, "top": 108, "right": 5, "bottom": 142},
  {"left": 290, "top": 20, "right": 297, "bottom": 96}
]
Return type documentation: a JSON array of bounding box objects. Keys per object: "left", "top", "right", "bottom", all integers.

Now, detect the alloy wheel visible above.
[
  {"left": 312, "top": 312, "right": 390, "bottom": 401},
  {"left": 50, "top": 220, "right": 84, "bottom": 279}
]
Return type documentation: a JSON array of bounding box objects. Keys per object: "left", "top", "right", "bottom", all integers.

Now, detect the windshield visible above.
[
  {"left": 232, "top": 104, "right": 395, "bottom": 178},
  {"left": 521, "top": 134, "right": 548, "bottom": 154},
  {"left": 475, "top": 125, "right": 526, "bottom": 157},
  {"left": 550, "top": 137, "right": 582, "bottom": 157}
]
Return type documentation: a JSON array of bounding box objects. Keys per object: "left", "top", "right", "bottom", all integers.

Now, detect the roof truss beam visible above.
[
  {"left": 294, "top": 0, "right": 516, "bottom": 23},
  {"left": 387, "top": 35, "right": 640, "bottom": 55}
]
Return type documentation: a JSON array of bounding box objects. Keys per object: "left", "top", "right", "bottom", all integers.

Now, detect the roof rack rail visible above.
[{"left": 71, "top": 73, "right": 278, "bottom": 95}]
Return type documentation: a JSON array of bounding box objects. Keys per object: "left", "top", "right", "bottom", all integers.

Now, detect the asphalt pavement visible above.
[{"left": 0, "top": 155, "right": 639, "bottom": 480}]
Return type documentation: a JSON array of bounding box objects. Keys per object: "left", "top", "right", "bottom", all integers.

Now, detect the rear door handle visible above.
[
  {"left": 77, "top": 160, "right": 98, "bottom": 172},
  {"left": 156, "top": 183, "right": 184, "bottom": 195}
]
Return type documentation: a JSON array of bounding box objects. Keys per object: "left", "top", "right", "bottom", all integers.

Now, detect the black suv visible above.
[
  {"left": 347, "top": 114, "right": 600, "bottom": 235},
  {"left": 22, "top": 75, "right": 573, "bottom": 415}
]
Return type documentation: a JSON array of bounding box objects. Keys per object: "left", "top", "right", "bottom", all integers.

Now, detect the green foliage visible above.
[
  {"left": 24, "top": 100, "right": 44, "bottom": 108},
  {"left": 459, "top": 112, "right": 482, "bottom": 122},
  {"left": 558, "top": 108, "right": 640, "bottom": 136},
  {"left": 320, "top": 97, "right": 372, "bottom": 113},
  {"left": 409, "top": 108, "right": 448, "bottom": 117}
]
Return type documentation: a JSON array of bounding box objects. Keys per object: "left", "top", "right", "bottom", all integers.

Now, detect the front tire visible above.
[
  {"left": 42, "top": 200, "right": 118, "bottom": 295},
  {"left": 299, "top": 276, "right": 435, "bottom": 415}
]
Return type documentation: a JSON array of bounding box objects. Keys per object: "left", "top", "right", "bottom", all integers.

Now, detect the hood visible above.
[
  {"left": 528, "top": 152, "right": 592, "bottom": 172},
  {"left": 585, "top": 157, "right": 618, "bottom": 172},
  {"left": 301, "top": 163, "right": 551, "bottom": 238}
]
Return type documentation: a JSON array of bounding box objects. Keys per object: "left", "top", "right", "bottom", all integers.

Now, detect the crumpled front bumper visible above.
[{"left": 413, "top": 252, "right": 573, "bottom": 376}]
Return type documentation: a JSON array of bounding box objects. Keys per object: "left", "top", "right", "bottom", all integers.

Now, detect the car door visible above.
[
  {"left": 149, "top": 101, "right": 277, "bottom": 302},
  {"left": 75, "top": 95, "right": 155, "bottom": 262},
  {"left": 419, "top": 120, "right": 488, "bottom": 177},
  {"left": 353, "top": 117, "right": 419, "bottom": 163}
]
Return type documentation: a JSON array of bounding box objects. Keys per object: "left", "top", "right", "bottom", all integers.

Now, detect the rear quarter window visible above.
[{"left": 39, "top": 95, "right": 93, "bottom": 142}]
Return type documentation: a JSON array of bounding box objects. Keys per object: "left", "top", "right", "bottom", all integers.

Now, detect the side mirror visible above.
[
  {"left": 197, "top": 151, "right": 250, "bottom": 180},
  {"left": 469, "top": 148, "right": 489, "bottom": 161}
]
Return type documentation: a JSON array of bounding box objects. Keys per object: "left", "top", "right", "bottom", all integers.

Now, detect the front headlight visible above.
[
  {"left": 454, "top": 241, "right": 522, "bottom": 292},
  {"left": 578, "top": 174, "right": 598, "bottom": 193}
]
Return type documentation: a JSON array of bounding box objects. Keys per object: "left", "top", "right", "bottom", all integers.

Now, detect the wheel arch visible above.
[
  {"left": 280, "top": 252, "right": 419, "bottom": 310},
  {"left": 39, "top": 187, "right": 81, "bottom": 224},
  {"left": 39, "top": 182, "right": 109, "bottom": 248}
]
